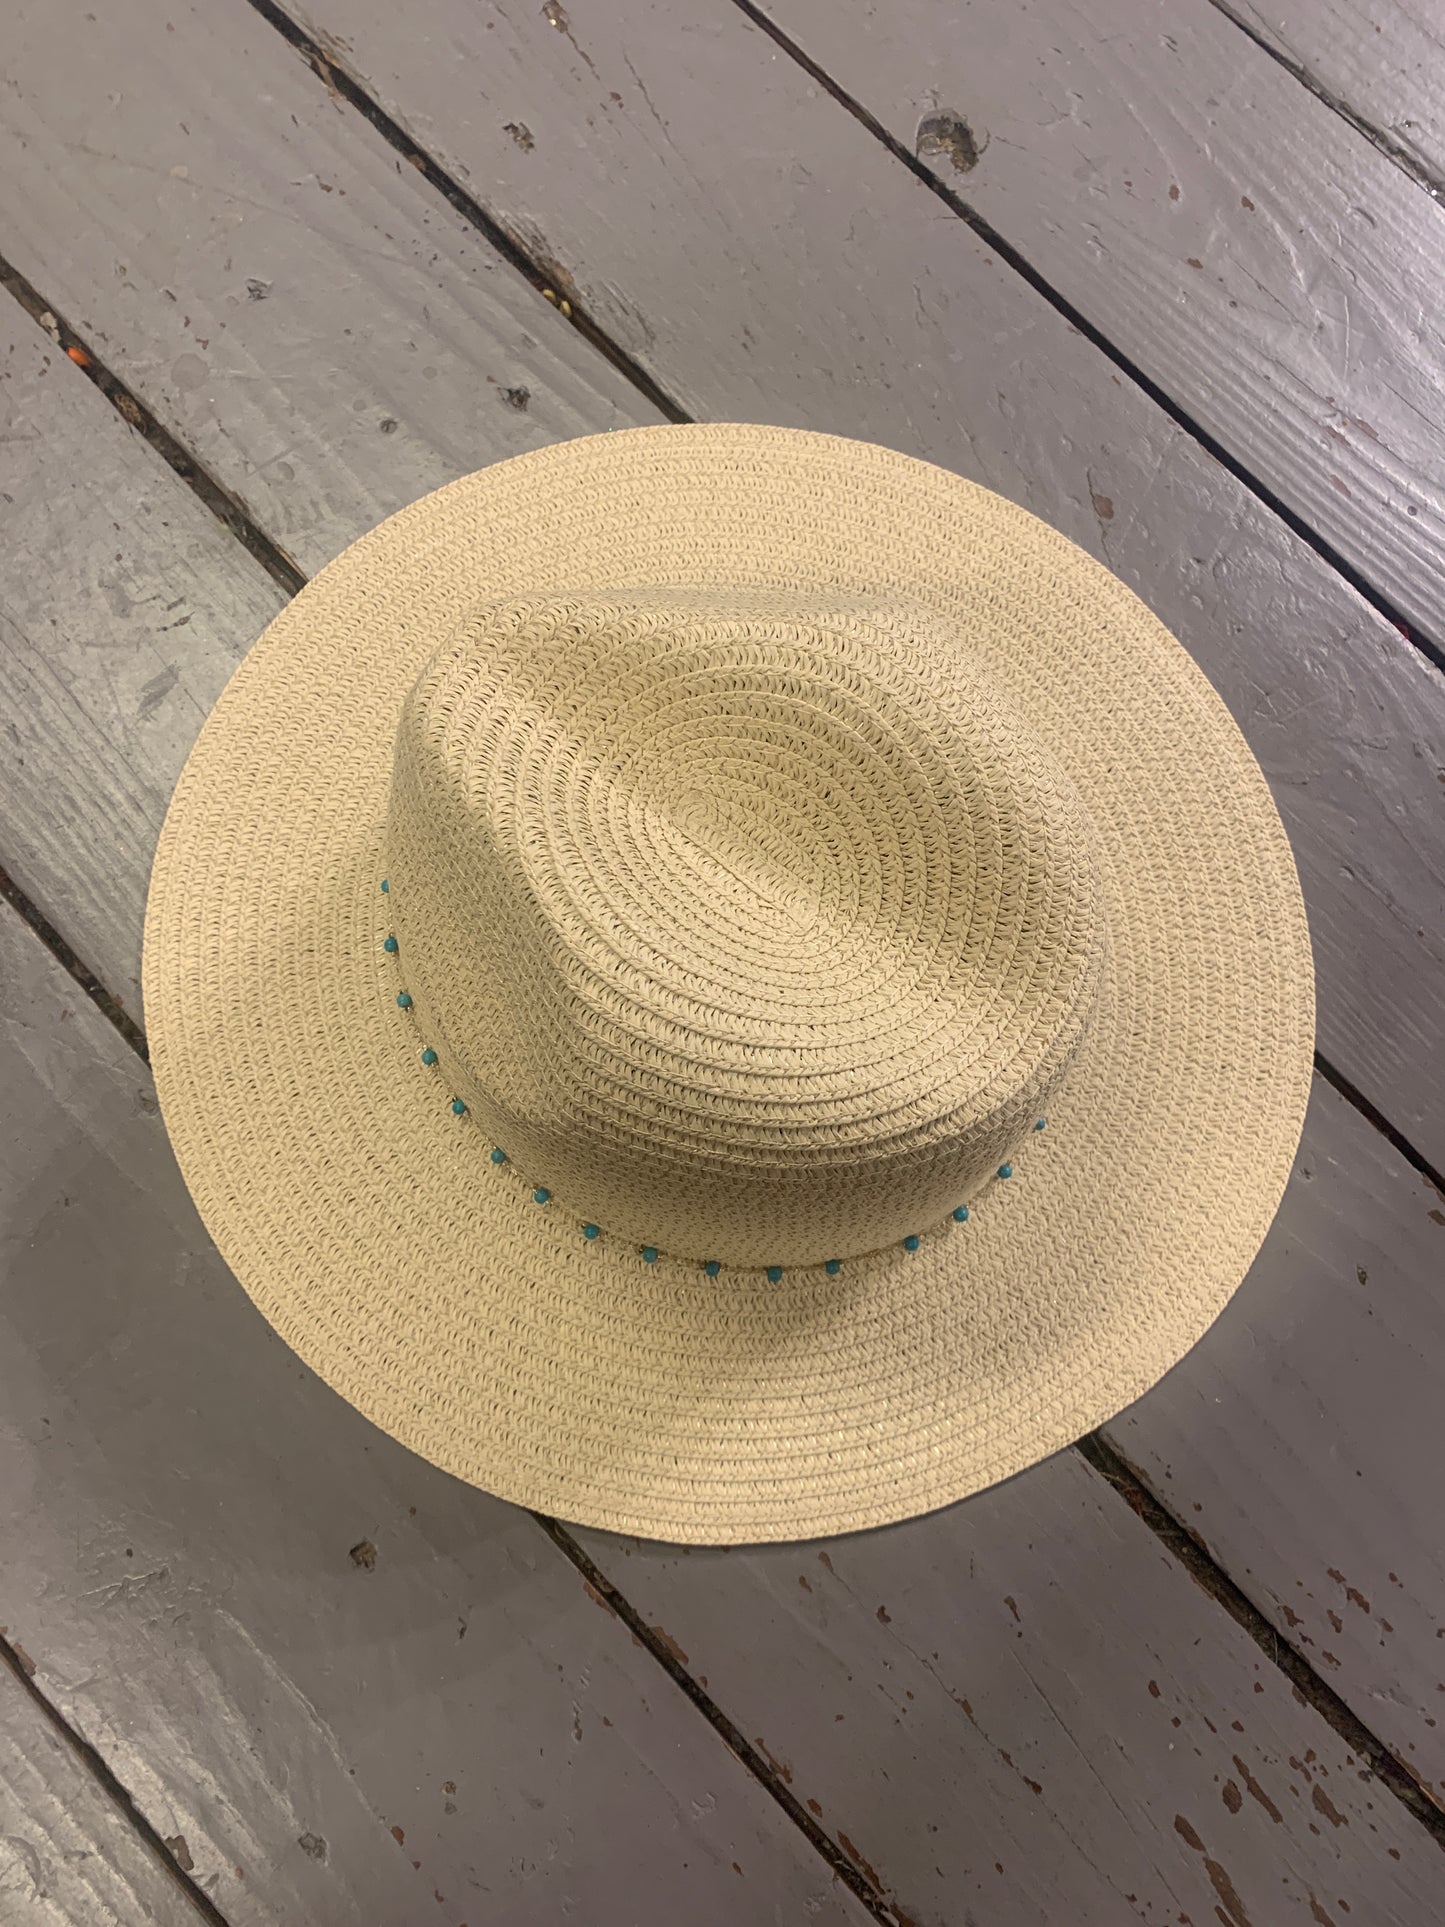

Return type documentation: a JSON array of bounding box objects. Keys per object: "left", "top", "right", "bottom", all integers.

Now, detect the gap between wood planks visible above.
[
  {"left": 720, "top": 0, "right": 1445, "bottom": 684},
  {"left": 244, "top": 0, "right": 685, "bottom": 430},
  {"left": 3, "top": 29, "right": 1445, "bottom": 1886},
  {"left": 0, "top": 1635, "right": 236, "bottom": 1927},
  {"left": 1203, "top": 0, "right": 1445, "bottom": 208},
  {"left": 250, "top": 0, "right": 1445, "bottom": 685}
]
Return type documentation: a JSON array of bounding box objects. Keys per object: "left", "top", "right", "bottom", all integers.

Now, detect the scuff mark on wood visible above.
[
  {"left": 836, "top": 1830, "right": 884, "bottom": 1893},
  {"left": 650, "top": 1624, "right": 688, "bottom": 1665},
  {"left": 753, "top": 1735, "right": 794, "bottom": 1784},
  {"left": 916, "top": 109, "right": 980, "bottom": 174},
  {"left": 1312, "top": 1783, "right": 1348, "bottom": 1827},
  {"left": 1173, "top": 1814, "right": 1255, "bottom": 1926},
  {"left": 1233, "top": 1756, "right": 1283, "bottom": 1823},
  {"left": 541, "top": 1, "right": 598, "bottom": 80}
]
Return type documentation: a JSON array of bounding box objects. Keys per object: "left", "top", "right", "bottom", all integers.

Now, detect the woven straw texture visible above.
[{"left": 143, "top": 424, "right": 1314, "bottom": 1544}]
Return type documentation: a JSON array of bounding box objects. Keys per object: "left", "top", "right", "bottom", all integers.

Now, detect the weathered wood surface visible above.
[
  {"left": 1115, "top": 1075, "right": 1445, "bottom": 1800},
  {"left": 757, "top": 0, "right": 1445, "bottom": 657},
  {"left": 0, "top": 1663, "right": 205, "bottom": 1927},
  {"left": 0, "top": 300, "right": 287, "bottom": 1018},
  {"left": 1229, "top": 0, "right": 1445, "bottom": 189},
  {"left": 0, "top": 0, "right": 656, "bottom": 580},
  {"left": 239, "top": 0, "right": 1441, "bottom": 1169},
  {"left": 575, "top": 1442, "right": 1445, "bottom": 1927},
  {"left": 0, "top": 902, "right": 875, "bottom": 1927}
]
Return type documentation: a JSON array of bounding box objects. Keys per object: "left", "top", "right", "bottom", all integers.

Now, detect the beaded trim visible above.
[{"left": 381, "top": 881, "right": 1041, "bottom": 1278}]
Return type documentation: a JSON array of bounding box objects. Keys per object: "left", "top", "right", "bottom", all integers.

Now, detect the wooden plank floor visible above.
[
  {"left": 2, "top": 0, "right": 1443, "bottom": 1920},
  {"left": 764, "top": 0, "right": 1445, "bottom": 657},
  {"left": 0, "top": 1661, "right": 206, "bottom": 1927}
]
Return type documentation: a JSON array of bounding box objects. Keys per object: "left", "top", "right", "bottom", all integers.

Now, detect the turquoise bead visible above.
[
  {"left": 490, "top": 1147, "right": 507, "bottom": 1165},
  {"left": 533, "top": 1188, "right": 550, "bottom": 1205},
  {"left": 451, "top": 1098, "right": 467, "bottom": 1116},
  {"left": 825, "top": 1259, "right": 842, "bottom": 1276},
  {"left": 767, "top": 1266, "right": 783, "bottom": 1284},
  {"left": 641, "top": 1246, "right": 658, "bottom": 1264},
  {"left": 903, "top": 1234, "right": 921, "bottom": 1252},
  {"left": 383, "top": 935, "right": 398, "bottom": 954},
  {"left": 998, "top": 1163, "right": 1013, "bottom": 1179},
  {"left": 704, "top": 1260, "right": 721, "bottom": 1278},
  {"left": 583, "top": 1223, "right": 600, "bottom": 1241},
  {"left": 395, "top": 991, "right": 412, "bottom": 1009},
  {"left": 1035, "top": 1117, "right": 1047, "bottom": 1131},
  {"left": 380, "top": 878, "right": 389, "bottom": 893},
  {"left": 952, "top": 1205, "right": 970, "bottom": 1223},
  {"left": 420, "top": 1048, "right": 438, "bottom": 1066}
]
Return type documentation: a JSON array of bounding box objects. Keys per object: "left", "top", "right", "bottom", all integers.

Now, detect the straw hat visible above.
[{"left": 144, "top": 425, "right": 1313, "bottom": 1544}]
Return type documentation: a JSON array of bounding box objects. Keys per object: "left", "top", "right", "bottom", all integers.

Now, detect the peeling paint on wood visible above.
[
  {"left": 575, "top": 1447, "right": 1444, "bottom": 1922},
  {"left": 0, "top": 1665, "right": 202, "bottom": 1925},
  {"left": 1112, "top": 1076, "right": 1445, "bottom": 1795}
]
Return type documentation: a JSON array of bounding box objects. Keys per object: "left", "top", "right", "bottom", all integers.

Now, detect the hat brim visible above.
[{"left": 143, "top": 425, "right": 1313, "bottom": 1543}]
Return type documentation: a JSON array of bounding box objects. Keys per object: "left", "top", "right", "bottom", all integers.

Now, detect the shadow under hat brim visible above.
[{"left": 142, "top": 424, "right": 1314, "bottom": 1544}]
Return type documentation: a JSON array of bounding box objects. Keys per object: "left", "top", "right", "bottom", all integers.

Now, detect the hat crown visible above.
[{"left": 385, "top": 589, "right": 1105, "bottom": 1267}]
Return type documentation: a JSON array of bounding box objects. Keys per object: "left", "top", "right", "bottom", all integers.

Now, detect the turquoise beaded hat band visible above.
[{"left": 386, "top": 882, "right": 1043, "bottom": 1280}]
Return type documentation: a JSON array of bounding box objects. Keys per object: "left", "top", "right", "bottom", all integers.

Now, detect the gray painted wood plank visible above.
[
  {"left": 0, "top": 900, "right": 873, "bottom": 1927},
  {"left": 1112, "top": 1075, "right": 1445, "bottom": 1802},
  {"left": 0, "top": 1665, "right": 205, "bottom": 1927},
  {"left": 0, "top": 299, "right": 287, "bottom": 1017},
  {"left": 250, "top": 0, "right": 1445, "bottom": 1169},
  {"left": 1230, "top": 0, "right": 1445, "bottom": 188},
  {"left": 575, "top": 1443, "right": 1445, "bottom": 1927},
  {"left": 758, "top": 0, "right": 1445, "bottom": 658},
  {"left": 0, "top": 0, "right": 1441, "bottom": 1896},
  {"left": 0, "top": 0, "right": 657, "bottom": 580}
]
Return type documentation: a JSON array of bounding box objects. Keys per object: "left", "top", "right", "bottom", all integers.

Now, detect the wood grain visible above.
[
  {"left": 0, "top": 0, "right": 657, "bottom": 579},
  {"left": 757, "top": 0, "right": 1445, "bottom": 657},
  {"left": 0, "top": 901, "right": 874, "bottom": 1927},
  {"left": 1228, "top": 0, "right": 1445, "bottom": 188},
  {"left": 575, "top": 1442, "right": 1445, "bottom": 1927},
  {"left": 246, "top": 0, "right": 1444, "bottom": 1167},
  {"left": 0, "top": 1664, "right": 205, "bottom": 1927},
  {"left": 0, "top": 299, "right": 287, "bottom": 1016},
  {"left": 1113, "top": 1075, "right": 1445, "bottom": 1801}
]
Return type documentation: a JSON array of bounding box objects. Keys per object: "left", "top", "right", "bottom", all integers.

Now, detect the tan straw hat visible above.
[{"left": 144, "top": 424, "right": 1314, "bottom": 1543}]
